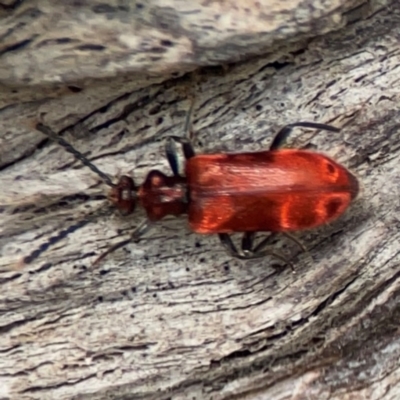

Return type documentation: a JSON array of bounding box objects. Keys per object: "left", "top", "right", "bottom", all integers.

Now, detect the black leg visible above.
[
  {"left": 269, "top": 122, "right": 340, "bottom": 151},
  {"left": 219, "top": 232, "right": 294, "bottom": 270},
  {"left": 248, "top": 231, "right": 306, "bottom": 254},
  {"left": 165, "top": 137, "right": 180, "bottom": 176},
  {"left": 219, "top": 233, "right": 240, "bottom": 257},
  {"left": 241, "top": 232, "right": 257, "bottom": 253},
  {"left": 184, "top": 95, "right": 196, "bottom": 141},
  {"left": 281, "top": 232, "right": 307, "bottom": 252},
  {"left": 165, "top": 135, "right": 196, "bottom": 176},
  {"left": 168, "top": 136, "right": 196, "bottom": 159},
  {"left": 164, "top": 96, "right": 197, "bottom": 175},
  {"left": 92, "top": 219, "right": 152, "bottom": 266}
]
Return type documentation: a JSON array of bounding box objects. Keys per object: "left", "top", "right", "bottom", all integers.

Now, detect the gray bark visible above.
[{"left": 1, "top": 1, "right": 399, "bottom": 399}]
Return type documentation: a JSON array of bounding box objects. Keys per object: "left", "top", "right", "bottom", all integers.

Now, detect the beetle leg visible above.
[
  {"left": 168, "top": 136, "right": 196, "bottom": 159},
  {"left": 219, "top": 233, "right": 241, "bottom": 257},
  {"left": 183, "top": 95, "right": 196, "bottom": 141},
  {"left": 281, "top": 232, "right": 307, "bottom": 252},
  {"left": 164, "top": 95, "right": 196, "bottom": 175},
  {"left": 245, "top": 232, "right": 295, "bottom": 270},
  {"left": 241, "top": 231, "right": 256, "bottom": 253},
  {"left": 269, "top": 122, "right": 340, "bottom": 151},
  {"left": 249, "top": 232, "right": 306, "bottom": 254},
  {"left": 165, "top": 135, "right": 195, "bottom": 176},
  {"left": 246, "top": 247, "right": 295, "bottom": 271},
  {"left": 219, "top": 232, "right": 294, "bottom": 270},
  {"left": 92, "top": 219, "right": 152, "bottom": 266},
  {"left": 165, "top": 137, "right": 181, "bottom": 176}
]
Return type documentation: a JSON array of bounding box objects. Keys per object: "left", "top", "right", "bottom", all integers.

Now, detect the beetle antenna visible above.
[
  {"left": 14, "top": 203, "right": 114, "bottom": 269},
  {"left": 184, "top": 96, "right": 196, "bottom": 140},
  {"left": 35, "top": 123, "right": 115, "bottom": 188},
  {"left": 92, "top": 219, "right": 151, "bottom": 266}
]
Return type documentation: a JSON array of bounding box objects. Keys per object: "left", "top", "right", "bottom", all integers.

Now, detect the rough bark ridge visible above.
[
  {"left": 0, "top": 0, "right": 370, "bottom": 85},
  {"left": 1, "top": 1, "right": 400, "bottom": 400}
]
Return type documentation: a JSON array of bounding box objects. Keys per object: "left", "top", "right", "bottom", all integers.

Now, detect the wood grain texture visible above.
[
  {"left": 0, "top": 0, "right": 369, "bottom": 85},
  {"left": 1, "top": 0, "right": 399, "bottom": 399},
  {"left": 0, "top": 0, "right": 378, "bottom": 111}
]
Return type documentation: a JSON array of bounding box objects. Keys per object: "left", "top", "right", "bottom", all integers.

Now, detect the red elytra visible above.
[
  {"left": 186, "top": 150, "right": 358, "bottom": 233},
  {"left": 32, "top": 121, "right": 358, "bottom": 266}
]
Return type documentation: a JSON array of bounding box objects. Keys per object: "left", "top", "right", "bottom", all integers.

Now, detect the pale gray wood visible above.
[
  {"left": 0, "top": 1, "right": 399, "bottom": 399},
  {"left": 0, "top": 0, "right": 371, "bottom": 87}
]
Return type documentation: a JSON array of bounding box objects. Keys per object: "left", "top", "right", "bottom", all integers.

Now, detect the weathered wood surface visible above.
[
  {"left": 1, "top": 1, "right": 400, "bottom": 399},
  {"left": 0, "top": 0, "right": 370, "bottom": 86}
]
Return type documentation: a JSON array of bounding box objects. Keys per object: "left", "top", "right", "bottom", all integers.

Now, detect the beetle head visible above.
[{"left": 108, "top": 175, "right": 137, "bottom": 215}]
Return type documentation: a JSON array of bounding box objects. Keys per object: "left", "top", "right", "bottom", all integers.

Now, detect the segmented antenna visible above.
[
  {"left": 15, "top": 203, "right": 114, "bottom": 269},
  {"left": 92, "top": 219, "right": 151, "bottom": 266},
  {"left": 35, "top": 123, "right": 115, "bottom": 188},
  {"left": 184, "top": 96, "right": 196, "bottom": 140}
]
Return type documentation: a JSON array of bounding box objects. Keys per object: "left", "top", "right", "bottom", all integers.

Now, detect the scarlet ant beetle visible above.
[{"left": 31, "top": 103, "right": 358, "bottom": 267}]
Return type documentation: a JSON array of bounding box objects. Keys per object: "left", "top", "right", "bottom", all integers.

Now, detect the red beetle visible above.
[{"left": 33, "top": 117, "right": 358, "bottom": 266}]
